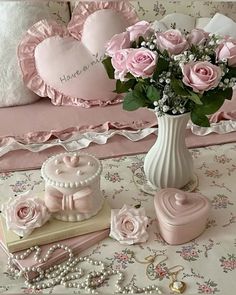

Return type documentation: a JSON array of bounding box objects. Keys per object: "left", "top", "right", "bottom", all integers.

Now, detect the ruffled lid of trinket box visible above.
[
  {"left": 41, "top": 152, "right": 102, "bottom": 188},
  {"left": 154, "top": 188, "right": 211, "bottom": 226}
]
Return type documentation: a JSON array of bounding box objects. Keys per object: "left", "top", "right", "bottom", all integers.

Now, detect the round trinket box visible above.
[
  {"left": 41, "top": 152, "right": 103, "bottom": 222},
  {"left": 154, "top": 188, "right": 211, "bottom": 245}
]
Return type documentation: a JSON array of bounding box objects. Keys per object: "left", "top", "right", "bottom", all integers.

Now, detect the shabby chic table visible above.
[{"left": 0, "top": 142, "right": 235, "bottom": 294}]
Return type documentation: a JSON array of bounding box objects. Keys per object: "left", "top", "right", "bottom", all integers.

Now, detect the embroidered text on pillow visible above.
[{"left": 17, "top": 1, "right": 139, "bottom": 108}]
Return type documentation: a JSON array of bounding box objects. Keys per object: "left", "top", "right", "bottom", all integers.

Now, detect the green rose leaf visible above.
[
  {"left": 200, "top": 88, "right": 231, "bottom": 115},
  {"left": 171, "top": 79, "right": 189, "bottom": 97},
  {"left": 191, "top": 109, "right": 210, "bottom": 127},
  {"left": 219, "top": 87, "right": 233, "bottom": 100},
  {"left": 138, "top": 36, "right": 145, "bottom": 46},
  {"left": 102, "top": 57, "right": 114, "bottom": 79},
  {"left": 153, "top": 57, "right": 169, "bottom": 81},
  {"left": 134, "top": 82, "right": 146, "bottom": 95},
  {"left": 125, "top": 73, "right": 136, "bottom": 79},
  {"left": 171, "top": 79, "right": 203, "bottom": 104},
  {"left": 188, "top": 91, "right": 203, "bottom": 105},
  {"left": 162, "top": 49, "right": 169, "bottom": 58},
  {"left": 146, "top": 85, "right": 161, "bottom": 101},
  {"left": 225, "top": 67, "right": 236, "bottom": 81},
  {"left": 115, "top": 79, "right": 136, "bottom": 94},
  {"left": 131, "top": 41, "right": 137, "bottom": 48},
  {"left": 123, "top": 91, "right": 146, "bottom": 111}
]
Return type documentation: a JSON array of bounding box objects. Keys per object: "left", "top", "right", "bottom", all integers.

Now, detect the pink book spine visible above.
[{"left": 0, "top": 229, "right": 109, "bottom": 281}]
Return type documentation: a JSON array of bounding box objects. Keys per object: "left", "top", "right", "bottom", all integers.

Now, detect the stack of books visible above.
[{"left": 0, "top": 200, "right": 111, "bottom": 280}]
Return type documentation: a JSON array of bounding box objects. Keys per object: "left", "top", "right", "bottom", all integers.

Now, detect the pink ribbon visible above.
[{"left": 45, "top": 187, "right": 93, "bottom": 213}]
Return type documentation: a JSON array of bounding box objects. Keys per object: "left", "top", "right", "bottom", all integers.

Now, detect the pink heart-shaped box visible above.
[
  {"left": 18, "top": 1, "right": 138, "bottom": 107},
  {"left": 154, "top": 188, "right": 211, "bottom": 245}
]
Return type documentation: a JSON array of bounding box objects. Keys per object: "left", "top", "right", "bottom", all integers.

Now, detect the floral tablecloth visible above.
[{"left": 0, "top": 142, "right": 236, "bottom": 294}]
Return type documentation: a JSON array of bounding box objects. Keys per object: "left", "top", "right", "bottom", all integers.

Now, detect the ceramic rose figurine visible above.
[{"left": 41, "top": 152, "right": 103, "bottom": 222}]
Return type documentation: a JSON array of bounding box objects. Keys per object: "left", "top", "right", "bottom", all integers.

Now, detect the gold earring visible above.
[
  {"left": 168, "top": 265, "right": 186, "bottom": 294},
  {"left": 128, "top": 250, "right": 168, "bottom": 281}
]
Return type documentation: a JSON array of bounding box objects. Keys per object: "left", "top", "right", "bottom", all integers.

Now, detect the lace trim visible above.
[
  {"left": 0, "top": 128, "right": 157, "bottom": 158},
  {"left": 0, "top": 120, "right": 155, "bottom": 145},
  {"left": 190, "top": 119, "right": 236, "bottom": 136}
]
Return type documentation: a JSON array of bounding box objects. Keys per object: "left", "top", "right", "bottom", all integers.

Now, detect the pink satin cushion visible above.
[{"left": 18, "top": 1, "right": 138, "bottom": 108}]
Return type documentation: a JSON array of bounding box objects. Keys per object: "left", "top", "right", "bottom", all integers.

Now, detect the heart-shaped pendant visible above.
[{"left": 169, "top": 280, "right": 186, "bottom": 294}]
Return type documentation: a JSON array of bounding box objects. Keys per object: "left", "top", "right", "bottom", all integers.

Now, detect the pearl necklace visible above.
[{"left": 7, "top": 243, "right": 162, "bottom": 294}]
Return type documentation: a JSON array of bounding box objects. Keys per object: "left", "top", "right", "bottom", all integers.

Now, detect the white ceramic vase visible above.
[{"left": 144, "top": 112, "right": 194, "bottom": 189}]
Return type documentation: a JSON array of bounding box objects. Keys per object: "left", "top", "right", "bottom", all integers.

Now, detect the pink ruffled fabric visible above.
[
  {"left": 17, "top": 19, "right": 123, "bottom": 108},
  {"left": 0, "top": 120, "right": 154, "bottom": 146},
  {"left": 210, "top": 110, "right": 236, "bottom": 123},
  {"left": 68, "top": 1, "right": 139, "bottom": 41}
]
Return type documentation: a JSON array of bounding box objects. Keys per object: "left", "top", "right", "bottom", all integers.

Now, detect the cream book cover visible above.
[{"left": 0, "top": 200, "right": 111, "bottom": 252}]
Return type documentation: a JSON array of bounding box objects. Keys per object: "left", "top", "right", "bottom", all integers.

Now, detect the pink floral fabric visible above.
[
  {"left": 130, "top": 1, "right": 236, "bottom": 22},
  {"left": 0, "top": 142, "right": 235, "bottom": 294}
]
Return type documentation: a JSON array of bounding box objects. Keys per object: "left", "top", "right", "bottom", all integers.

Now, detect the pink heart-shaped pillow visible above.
[{"left": 18, "top": 1, "right": 138, "bottom": 108}]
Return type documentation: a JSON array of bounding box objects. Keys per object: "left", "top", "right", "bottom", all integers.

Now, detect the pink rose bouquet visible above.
[
  {"left": 110, "top": 204, "right": 149, "bottom": 245},
  {"left": 103, "top": 21, "right": 236, "bottom": 127},
  {"left": 1, "top": 191, "right": 51, "bottom": 237}
]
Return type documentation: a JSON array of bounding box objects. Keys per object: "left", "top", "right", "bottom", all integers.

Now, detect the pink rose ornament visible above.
[
  {"left": 126, "top": 20, "right": 152, "bottom": 41},
  {"left": 188, "top": 29, "right": 209, "bottom": 46},
  {"left": 110, "top": 204, "right": 149, "bottom": 245},
  {"left": 105, "top": 32, "right": 130, "bottom": 57},
  {"left": 126, "top": 48, "right": 157, "bottom": 78},
  {"left": 1, "top": 191, "right": 51, "bottom": 237},
  {"left": 111, "top": 49, "right": 131, "bottom": 81},
  {"left": 182, "top": 61, "right": 222, "bottom": 93},
  {"left": 216, "top": 39, "right": 236, "bottom": 67},
  {"left": 156, "top": 29, "right": 188, "bottom": 55}
]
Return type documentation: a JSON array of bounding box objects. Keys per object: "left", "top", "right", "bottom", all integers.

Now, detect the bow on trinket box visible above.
[{"left": 45, "top": 187, "right": 93, "bottom": 213}]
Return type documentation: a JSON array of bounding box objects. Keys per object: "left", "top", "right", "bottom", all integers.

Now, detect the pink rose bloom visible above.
[
  {"left": 156, "top": 29, "right": 189, "bottom": 55},
  {"left": 110, "top": 204, "right": 149, "bottom": 245},
  {"left": 126, "top": 20, "right": 152, "bottom": 41},
  {"left": 182, "top": 61, "right": 222, "bottom": 93},
  {"left": 188, "top": 29, "right": 209, "bottom": 46},
  {"left": 111, "top": 49, "right": 131, "bottom": 81},
  {"left": 1, "top": 192, "right": 51, "bottom": 237},
  {"left": 216, "top": 40, "right": 236, "bottom": 67},
  {"left": 105, "top": 32, "right": 130, "bottom": 57},
  {"left": 126, "top": 48, "right": 157, "bottom": 78}
]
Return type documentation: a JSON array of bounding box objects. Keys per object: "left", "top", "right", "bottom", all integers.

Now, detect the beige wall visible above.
[
  {"left": 70, "top": 1, "right": 236, "bottom": 22},
  {"left": 130, "top": 1, "right": 236, "bottom": 21}
]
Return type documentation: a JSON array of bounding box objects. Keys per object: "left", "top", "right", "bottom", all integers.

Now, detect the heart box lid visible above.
[{"left": 154, "top": 188, "right": 211, "bottom": 226}]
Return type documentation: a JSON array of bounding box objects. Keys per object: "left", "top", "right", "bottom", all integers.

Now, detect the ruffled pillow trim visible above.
[
  {"left": 68, "top": 1, "right": 139, "bottom": 40},
  {"left": 17, "top": 19, "right": 123, "bottom": 108},
  {"left": 0, "top": 120, "right": 156, "bottom": 146},
  {"left": 190, "top": 119, "right": 236, "bottom": 136}
]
